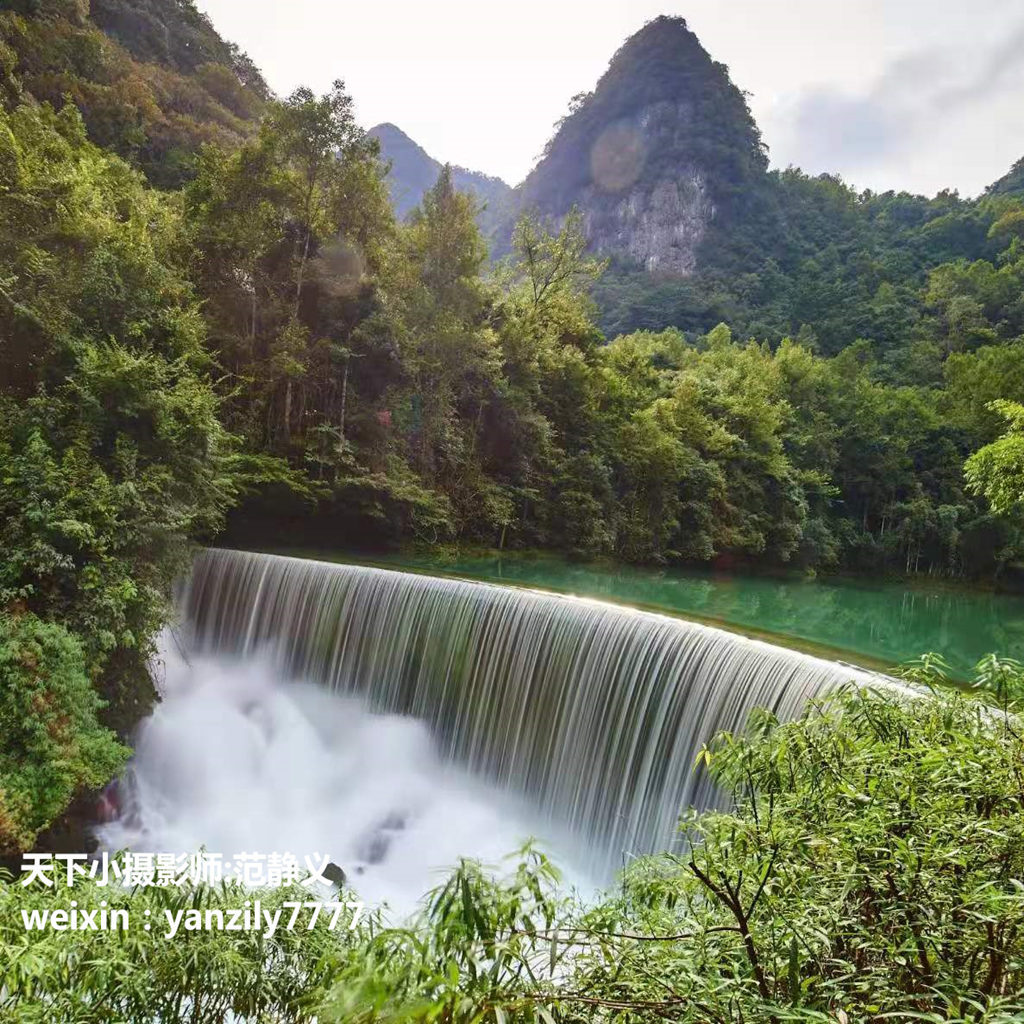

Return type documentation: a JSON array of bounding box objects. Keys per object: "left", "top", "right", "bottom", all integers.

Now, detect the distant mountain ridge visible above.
[
  {"left": 10, "top": 0, "right": 1023, "bottom": 337},
  {"left": 371, "top": 18, "right": 770, "bottom": 273},
  {"left": 368, "top": 122, "right": 511, "bottom": 220}
]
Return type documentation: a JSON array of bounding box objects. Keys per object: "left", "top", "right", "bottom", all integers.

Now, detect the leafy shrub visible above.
[{"left": 0, "top": 615, "right": 126, "bottom": 853}]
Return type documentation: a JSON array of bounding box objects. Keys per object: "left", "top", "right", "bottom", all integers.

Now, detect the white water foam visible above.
[{"left": 98, "top": 634, "right": 586, "bottom": 915}]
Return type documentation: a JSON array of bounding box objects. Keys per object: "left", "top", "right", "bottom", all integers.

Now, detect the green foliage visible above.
[
  {"left": 4, "top": 15, "right": 1024, "bottom": 1020},
  {"left": 375, "top": 684, "right": 1024, "bottom": 1023},
  {"left": 965, "top": 400, "right": 1024, "bottom": 517},
  {"left": 0, "top": 615, "right": 127, "bottom": 853},
  {"left": 588, "top": 683, "right": 1024, "bottom": 1021},
  {"left": 0, "top": 99, "right": 233, "bottom": 841},
  {"left": 988, "top": 156, "right": 1024, "bottom": 198},
  {"left": 4, "top": 0, "right": 1024, "bottom": 870},
  {"left": 0, "top": 875, "right": 363, "bottom": 1021},
  {"left": 0, "top": 347, "right": 232, "bottom": 666},
  {"left": 183, "top": 80, "right": 407, "bottom": 525},
  {"left": 593, "top": 170, "right": 1019, "bottom": 362},
  {"left": 0, "top": 101, "right": 234, "bottom": 649},
  {"left": 590, "top": 188, "right": 1024, "bottom": 578},
  {"left": 6, "top": 685, "right": 1024, "bottom": 1022},
  {"left": 11, "top": 4, "right": 1022, "bottom": 585},
  {"left": 201, "top": 155, "right": 1024, "bottom": 579},
  {"left": 6, "top": 1, "right": 1024, "bottom": 586},
  {"left": 0, "top": 0, "right": 265, "bottom": 187},
  {"left": 901, "top": 651, "right": 1024, "bottom": 706},
  {"left": 325, "top": 847, "right": 565, "bottom": 1021}
]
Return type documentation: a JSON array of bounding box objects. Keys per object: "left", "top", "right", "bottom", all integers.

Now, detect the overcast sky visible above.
[{"left": 196, "top": 0, "right": 1024, "bottom": 197}]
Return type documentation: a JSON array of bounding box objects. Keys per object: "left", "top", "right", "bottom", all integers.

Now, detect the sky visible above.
[{"left": 196, "top": 0, "right": 1024, "bottom": 197}]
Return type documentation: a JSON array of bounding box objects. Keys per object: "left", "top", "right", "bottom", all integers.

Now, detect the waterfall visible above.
[{"left": 178, "top": 549, "right": 881, "bottom": 877}]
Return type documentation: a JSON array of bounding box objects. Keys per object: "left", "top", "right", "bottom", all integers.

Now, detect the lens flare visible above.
[{"left": 590, "top": 122, "right": 645, "bottom": 192}]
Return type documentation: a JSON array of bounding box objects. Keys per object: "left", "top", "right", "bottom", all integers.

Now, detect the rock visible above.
[
  {"left": 351, "top": 811, "right": 407, "bottom": 868},
  {"left": 322, "top": 861, "right": 347, "bottom": 889}
]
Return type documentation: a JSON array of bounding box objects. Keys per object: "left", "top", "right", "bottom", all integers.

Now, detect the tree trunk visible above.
[
  {"left": 294, "top": 229, "right": 311, "bottom": 319},
  {"left": 339, "top": 358, "right": 349, "bottom": 441}
]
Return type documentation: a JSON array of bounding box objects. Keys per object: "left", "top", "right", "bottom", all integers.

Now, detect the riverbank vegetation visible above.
[
  {"left": 0, "top": 97, "right": 234, "bottom": 851},
  {"left": 198, "top": 114, "right": 1024, "bottom": 582},
  {"left": 4, "top": 674, "right": 1024, "bottom": 1022}
]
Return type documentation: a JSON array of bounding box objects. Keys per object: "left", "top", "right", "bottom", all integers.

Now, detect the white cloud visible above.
[{"left": 768, "top": 21, "right": 1024, "bottom": 194}]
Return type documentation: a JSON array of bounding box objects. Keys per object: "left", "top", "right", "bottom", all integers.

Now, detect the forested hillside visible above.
[
  {"left": 0, "top": 0, "right": 266, "bottom": 186},
  {"left": 593, "top": 165, "right": 1024, "bottom": 354},
  {"left": 1, "top": 4, "right": 1022, "bottom": 611},
  {"left": 485, "top": 18, "right": 1024, "bottom": 363},
  {"left": 1, "top": 0, "right": 1024, "bottom": 846}
]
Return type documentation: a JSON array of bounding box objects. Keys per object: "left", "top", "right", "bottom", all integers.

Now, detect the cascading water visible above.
[
  {"left": 130, "top": 548, "right": 882, "bottom": 884},
  {"left": 100, "top": 636, "right": 562, "bottom": 911}
]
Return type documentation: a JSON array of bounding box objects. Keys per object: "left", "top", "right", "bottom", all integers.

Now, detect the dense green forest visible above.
[
  {"left": 2, "top": 4, "right": 1024, "bottom": 1019},
  {"left": 3, "top": 2, "right": 1024, "bottom": 600},
  {"left": 161, "top": 132, "right": 1024, "bottom": 584}
]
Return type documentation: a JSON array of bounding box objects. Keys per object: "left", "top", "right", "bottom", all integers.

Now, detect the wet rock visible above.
[
  {"left": 322, "top": 861, "right": 347, "bottom": 888},
  {"left": 352, "top": 811, "right": 407, "bottom": 867},
  {"left": 96, "top": 780, "right": 120, "bottom": 824}
]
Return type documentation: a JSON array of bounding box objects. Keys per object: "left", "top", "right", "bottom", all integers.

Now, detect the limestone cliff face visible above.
[
  {"left": 499, "top": 17, "right": 766, "bottom": 277},
  {"left": 576, "top": 101, "right": 716, "bottom": 275}
]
